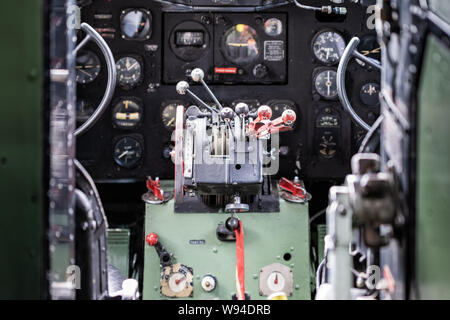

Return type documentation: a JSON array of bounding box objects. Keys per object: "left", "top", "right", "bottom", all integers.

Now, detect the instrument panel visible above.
[{"left": 76, "top": 0, "right": 380, "bottom": 182}]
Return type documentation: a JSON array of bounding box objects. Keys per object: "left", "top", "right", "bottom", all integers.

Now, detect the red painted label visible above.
[{"left": 215, "top": 67, "right": 237, "bottom": 74}]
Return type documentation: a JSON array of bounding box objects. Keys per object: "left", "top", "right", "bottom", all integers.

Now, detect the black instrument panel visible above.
[{"left": 76, "top": 0, "right": 380, "bottom": 182}]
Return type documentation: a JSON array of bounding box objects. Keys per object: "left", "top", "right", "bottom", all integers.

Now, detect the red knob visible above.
[
  {"left": 282, "top": 109, "right": 296, "bottom": 125},
  {"left": 146, "top": 233, "right": 159, "bottom": 246},
  {"left": 257, "top": 105, "right": 272, "bottom": 120}
]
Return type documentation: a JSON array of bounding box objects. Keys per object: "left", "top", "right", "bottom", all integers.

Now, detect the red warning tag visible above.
[{"left": 215, "top": 67, "right": 237, "bottom": 74}]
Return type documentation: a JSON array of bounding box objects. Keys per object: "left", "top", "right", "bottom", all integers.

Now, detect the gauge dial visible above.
[
  {"left": 314, "top": 69, "right": 338, "bottom": 99},
  {"left": 76, "top": 100, "right": 94, "bottom": 123},
  {"left": 266, "top": 271, "right": 286, "bottom": 292},
  {"left": 264, "top": 18, "right": 283, "bottom": 36},
  {"left": 357, "top": 34, "right": 381, "bottom": 66},
  {"left": 112, "top": 99, "right": 142, "bottom": 129},
  {"left": 113, "top": 136, "right": 143, "bottom": 168},
  {"left": 161, "top": 104, "right": 177, "bottom": 130},
  {"left": 312, "top": 30, "right": 346, "bottom": 65},
  {"left": 317, "top": 114, "right": 340, "bottom": 127},
  {"left": 121, "top": 9, "right": 152, "bottom": 40},
  {"left": 161, "top": 264, "right": 194, "bottom": 298},
  {"left": 76, "top": 51, "right": 101, "bottom": 84},
  {"left": 223, "top": 24, "right": 260, "bottom": 65},
  {"left": 319, "top": 133, "right": 337, "bottom": 158},
  {"left": 360, "top": 82, "right": 380, "bottom": 106},
  {"left": 116, "top": 57, "right": 142, "bottom": 89}
]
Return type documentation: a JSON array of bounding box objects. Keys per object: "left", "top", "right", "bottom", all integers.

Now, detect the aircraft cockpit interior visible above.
[{"left": 1, "top": 0, "right": 450, "bottom": 304}]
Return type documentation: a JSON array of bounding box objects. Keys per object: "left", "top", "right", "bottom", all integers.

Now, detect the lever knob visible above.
[
  {"left": 282, "top": 109, "right": 296, "bottom": 125},
  {"left": 146, "top": 233, "right": 159, "bottom": 246},
  {"left": 235, "top": 102, "right": 249, "bottom": 117},
  {"left": 221, "top": 107, "right": 235, "bottom": 121},
  {"left": 257, "top": 105, "right": 272, "bottom": 120},
  {"left": 191, "top": 68, "right": 205, "bottom": 82},
  {"left": 176, "top": 81, "right": 189, "bottom": 95}
]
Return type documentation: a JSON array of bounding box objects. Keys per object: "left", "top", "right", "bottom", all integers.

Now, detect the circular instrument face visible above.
[
  {"left": 168, "top": 272, "right": 188, "bottom": 294},
  {"left": 317, "top": 114, "right": 340, "bottom": 127},
  {"left": 121, "top": 9, "right": 151, "bottom": 40},
  {"left": 360, "top": 82, "right": 380, "bottom": 106},
  {"left": 267, "top": 271, "right": 286, "bottom": 292},
  {"left": 112, "top": 99, "right": 142, "bottom": 129},
  {"left": 357, "top": 34, "right": 381, "bottom": 65},
  {"left": 76, "top": 100, "right": 95, "bottom": 123},
  {"left": 113, "top": 136, "right": 143, "bottom": 168},
  {"left": 223, "top": 24, "right": 260, "bottom": 65},
  {"left": 116, "top": 57, "right": 142, "bottom": 88},
  {"left": 319, "top": 132, "right": 337, "bottom": 158},
  {"left": 161, "top": 104, "right": 177, "bottom": 130},
  {"left": 264, "top": 18, "right": 283, "bottom": 36},
  {"left": 76, "top": 51, "right": 101, "bottom": 84},
  {"left": 314, "top": 69, "right": 338, "bottom": 99},
  {"left": 312, "top": 30, "right": 346, "bottom": 65}
]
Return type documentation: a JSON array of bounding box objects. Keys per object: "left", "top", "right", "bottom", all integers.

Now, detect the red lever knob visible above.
[
  {"left": 282, "top": 109, "right": 296, "bottom": 125},
  {"left": 257, "top": 105, "right": 272, "bottom": 120},
  {"left": 146, "top": 233, "right": 159, "bottom": 246}
]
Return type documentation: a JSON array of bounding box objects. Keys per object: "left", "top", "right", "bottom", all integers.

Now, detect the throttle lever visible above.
[
  {"left": 254, "top": 109, "right": 297, "bottom": 138},
  {"left": 146, "top": 233, "right": 173, "bottom": 267}
]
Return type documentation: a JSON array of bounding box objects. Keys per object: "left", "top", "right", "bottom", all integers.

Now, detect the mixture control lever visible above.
[{"left": 146, "top": 233, "right": 173, "bottom": 267}]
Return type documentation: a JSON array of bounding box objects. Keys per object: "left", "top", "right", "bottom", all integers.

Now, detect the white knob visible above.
[
  {"left": 176, "top": 81, "right": 189, "bottom": 95},
  {"left": 201, "top": 275, "right": 217, "bottom": 292},
  {"left": 191, "top": 68, "right": 205, "bottom": 82}
]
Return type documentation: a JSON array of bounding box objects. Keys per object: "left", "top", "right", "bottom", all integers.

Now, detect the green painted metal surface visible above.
[
  {"left": 143, "top": 185, "right": 311, "bottom": 300},
  {"left": 416, "top": 34, "right": 450, "bottom": 299},
  {"left": 107, "top": 229, "right": 131, "bottom": 277},
  {"left": 0, "top": 1, "right": 45, "bottom": 299}
]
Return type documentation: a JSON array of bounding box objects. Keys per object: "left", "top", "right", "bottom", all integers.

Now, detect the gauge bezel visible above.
[
  {"left": 359, "top": 80, "right": 381, "bottom": 107},
  {"left": 111, "top": 97, "right": 143, "bottom": 130},
  {"left": 120, "top": 8, "right": 152, "bottom": 41},
  {"left": 115, "top": 55, "right": 144, "bottom": 90},
  {"left": 112, "top": 135, "right": 144, "bottom": 169},
  {"left": 313, "top": 67, "right": 339, "bottom": 100},
  {"left": 221, "top": 24, "right": 261, "bottom": 66},
  {"left": 76, "top": 50, "right": 101, "bottom": 84},
  {"left": 311, "top": 29, "right": 346, "bottom": 66},
  {"left": 161, "top": 101, "right": 185, "bottom": 132},
  {"left": 169, "top": 21, "right": 210, "bottom": 62}
]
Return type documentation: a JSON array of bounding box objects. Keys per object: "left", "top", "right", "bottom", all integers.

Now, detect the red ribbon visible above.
[{"left": 235, "top": 220, "right": 245, "bottom": 300}]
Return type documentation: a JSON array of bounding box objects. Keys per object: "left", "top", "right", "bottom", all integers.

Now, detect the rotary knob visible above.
[
  {"left": 201, "top": 275, "right": 217, "bottom": 292},
  {"left": 253, "top": 64, "right": 268, "bottom": 79}
]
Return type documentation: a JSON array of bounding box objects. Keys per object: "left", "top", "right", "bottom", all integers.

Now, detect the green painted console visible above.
[{"left": 143, "top": 182, "right": 311, "bottom": 300}]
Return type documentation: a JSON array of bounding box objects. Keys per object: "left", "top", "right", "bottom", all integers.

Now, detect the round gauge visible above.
[
  {"left": 161, "top": 264, "right": 194, "bottom": 298},
  {"left": 317, "top": 114, "right": 340, "bottom": 127},
  {"left": 116, "top": 57, "right": 142, "bottom": 89},
  {"left": 76, "top": 100, "right": 94, "bottom": 123},
  {"left": 113, "top": 136, "right": 143, "bottom": 168},
  {"left": 112, "top": 99, "right": 142, "bottom": 129},
  {"left": 360, "top": 82, "right": 380, "bottom": 106},
  {"left": 312, "top": 30, "right": 346, "bottom": 65},
  {"left": 223, "top": 24, "right": 260, "bottom": 65},
  {"left": 168, "top": 273, "right": 188, "bottom": 294},
  {"left": 120, "top": 9, "right": 152, "bottom": 40},
  {"left": 161, "top": 104, "right": 177, "bottom": 130},
  {"left": 314, "top": 69, "right": 338, "bottom": 99},
  {"left": 266, "top": 271, "right": 286, "bottom": 293},
  {"left": 319, "top": 133, "right": 337, "bottom": 158},
  {"left": 264, "top": 18, "right": 283, "bottom": 36},
  {"left": 357, "top": 34, "right": 381, "bottom": 66},
  {"left": 76, "top": 51, "right": 101, "bottom": 84}
]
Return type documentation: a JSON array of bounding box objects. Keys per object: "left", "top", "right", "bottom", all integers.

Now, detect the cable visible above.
[
  {"left": 316, "top": 258, "right": 326, "bottom": 288},
  {"left": 309, "top": 207, "right": 327, "bottom": 224},
  {"left": 293, "top": 0, "right": 347, "bottom": 15},
  {"left": 358, "top": 114, "right": 384, "bottom": 153}
]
